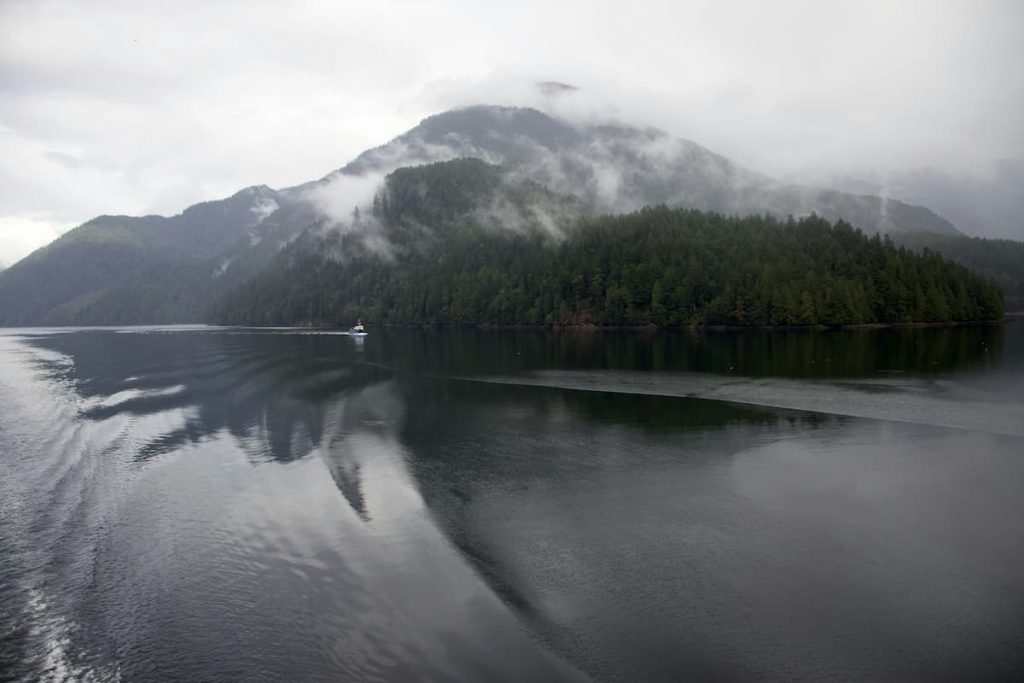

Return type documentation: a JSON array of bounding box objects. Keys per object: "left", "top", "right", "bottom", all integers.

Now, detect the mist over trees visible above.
[{"left": 217, "top": 160, "right": 1003, "bottom": 327}]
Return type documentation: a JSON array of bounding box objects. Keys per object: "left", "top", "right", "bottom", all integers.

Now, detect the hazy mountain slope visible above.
[
  {"left": 217, "top": 159, "right": 583, "bottom": 325},
  {"left": 0, "top": 185, "right": 303, "bottom": 325},
  {"left": 831, "top": 160, "right": 1024, "bottom": 240},
  {"left": 325, "top": 106, "right": 960, "bottom": 236}
]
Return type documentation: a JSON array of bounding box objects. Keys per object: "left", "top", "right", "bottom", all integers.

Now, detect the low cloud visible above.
[
  {"left": 304, "top": 172, "right": 386, "bottom": 228},
  {"left": 249, "top": 196, "right": 279, "bottom": 223}
]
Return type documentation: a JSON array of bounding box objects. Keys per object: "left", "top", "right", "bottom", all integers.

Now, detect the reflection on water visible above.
[
  {"left": 40, "top": 330, "right": 391, "bottom": 465},
  {"left": 0, "top": 329, "right": 584, "bottom": 681},
  {"left": 369, "top": 323, "right": 1008, "bottom": 378},
  {"left": 398, "top": 378, "right": 1024, "bottom": 682},
  {"left": 1, "top": 324, "right": 1022, "bottom": 681}
]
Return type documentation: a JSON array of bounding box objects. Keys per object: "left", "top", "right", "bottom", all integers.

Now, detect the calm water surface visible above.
[{"left": 1, "top": 324, "right": 1023, "bottom": 681}]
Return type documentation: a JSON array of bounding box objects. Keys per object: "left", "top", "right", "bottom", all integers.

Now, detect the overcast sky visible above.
[{"left": 1, "top": 0, "right": 1021, "bottom": 265}]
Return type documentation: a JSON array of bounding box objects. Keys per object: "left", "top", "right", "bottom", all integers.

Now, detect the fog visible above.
[{"left": 2, "top": 0, "right": 1022, "bottom": 263}]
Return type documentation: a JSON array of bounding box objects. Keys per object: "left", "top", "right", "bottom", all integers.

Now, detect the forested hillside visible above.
[
  {"left": 0, "top": 186, "right": 332, "bottom": 325},
  {"left": 891, "top": 232, "right": 1024, "bottom": 311},
  {"left": 217, "top": 160, "right": 1002, "bottom": 327},
  {"left": 0, "top": 186, "right": 298, "bottom": 325}
]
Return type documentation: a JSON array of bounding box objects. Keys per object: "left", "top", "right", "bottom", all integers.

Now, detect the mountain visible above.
[
  {"left": 0, "top": 105, "right": 990, "bottom": 327},
  {"left": 334, "top": 106, "right": 961, "bottom": 235},
  {"left": 0, "top": 185, "right": 325, "bottom": 325},
  {"left": 217, "top": 159, "right": 1002, "bottom": 327}
]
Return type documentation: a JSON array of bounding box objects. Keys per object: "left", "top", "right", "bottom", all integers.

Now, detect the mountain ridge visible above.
[
  {"left": 0, "top": 104, "right": 1008, "bottom": 326},
  {"left": 327, "top": 106, "right": 961, "bottom": 237}
]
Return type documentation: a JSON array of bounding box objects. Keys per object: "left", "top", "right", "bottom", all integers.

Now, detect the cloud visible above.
[
  {"left": 1, "top": 0, "right": 1022, "bottom": 263},
  {"left": 304, "top": 172, "right": 386, "bottom": 227},
  {"left": 0, "top": 214, "right": 74, "bottom": 265},
  {"left": 249, "top": 196, "right": 279, "bottom": 223}
]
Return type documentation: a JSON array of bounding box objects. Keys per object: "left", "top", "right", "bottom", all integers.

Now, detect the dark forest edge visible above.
[
  {"left": 217, "top": 160, "right": 1004, "bottom": 328},
  {"left": 891, "top": 231, "right": 1024, "bottom": 312}
]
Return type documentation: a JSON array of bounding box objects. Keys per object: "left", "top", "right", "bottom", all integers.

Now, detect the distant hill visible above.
[
  {"left": 831, "top": 159, "right": 1024, "bottom": 241},
  {"left": 0, "top": 186, "right": 322, "bottom": 325},
  {"left": 0, "top": 105, "right": 997, "bottom": 327}
]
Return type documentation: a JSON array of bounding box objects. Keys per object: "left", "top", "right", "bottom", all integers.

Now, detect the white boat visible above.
[{"left": 348, "top": 320, "right": 367, "bottom": 337}]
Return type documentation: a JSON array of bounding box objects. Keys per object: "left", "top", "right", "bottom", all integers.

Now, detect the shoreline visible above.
[
  {"left": 2, "top": 317, "right": 1016, "bottom": 332},
  {"left": 383, "top": 319, "right": 1012, "bottom": 332}
]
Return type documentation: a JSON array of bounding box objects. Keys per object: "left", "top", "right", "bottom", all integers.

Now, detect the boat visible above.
[{"left": 348, "top": 320, "right": 367, "bottom": 337}]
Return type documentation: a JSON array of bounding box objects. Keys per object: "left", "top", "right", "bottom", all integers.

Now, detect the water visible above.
[{"left": 1, "top": 324, "right": 1022, "bottom": 681}]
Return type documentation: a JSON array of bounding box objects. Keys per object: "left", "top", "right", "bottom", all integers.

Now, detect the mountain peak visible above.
[
  {"left": 338, "top": 105, "right": 582, "bottom": 177},
  {"left": 238, "top": 184, "right": 275, "bottom": 196},
  {"left": 409, "top": 105, "right": 580, "bottom": 151},
  {"left": 328, "top": 104, "right": 963, "bottom": 236},
  {"left": 536, "top": 81, "right": 579, "bottom": 96}
]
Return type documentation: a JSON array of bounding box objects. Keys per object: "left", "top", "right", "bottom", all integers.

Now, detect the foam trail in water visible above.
[{"left": 453, "top": 371, "right": 1024, "bottom": 438}]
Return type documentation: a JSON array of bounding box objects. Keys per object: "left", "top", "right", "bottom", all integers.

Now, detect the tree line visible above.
[{"left": 216, "top": 202, "right": 1004, "bottom": 327}]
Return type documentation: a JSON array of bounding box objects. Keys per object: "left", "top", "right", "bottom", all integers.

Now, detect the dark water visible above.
[{"left": 1, "top": 324, "right": 1023, "bottom": 681}]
